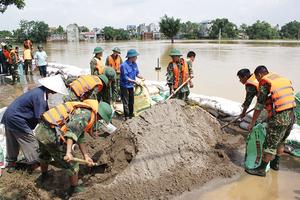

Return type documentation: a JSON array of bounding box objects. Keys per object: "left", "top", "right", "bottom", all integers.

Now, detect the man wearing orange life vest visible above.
[
  {"left": 8, "top": 45, "right": 20, "bottom": 84},
  {"left": 90, "top": 46, "right": 105, "bottom": 76},
  {"left": 35, "top": 100, "right": 114, "bottom": 196},
  {"left": 166, "top": 48, "right": 192, "bottom": 100},
  {"left": 64, "top": 74, "right": 109, "bottom": 102},
  {"left": 106, "top": 47, "right": 123, "bottom": 101},
  {"left": 237, "top": 68, "right": 259, "bottom": 118},
  {"left": 245, "top": 66, "right": 296, "bottom": 177}
]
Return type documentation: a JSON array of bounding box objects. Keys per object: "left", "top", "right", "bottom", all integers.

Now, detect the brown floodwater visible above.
[{"left": 43, "top": 40, "right": 300, "bottom": 102}]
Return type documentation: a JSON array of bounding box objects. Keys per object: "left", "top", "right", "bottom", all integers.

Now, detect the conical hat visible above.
[{"left": 38, "top": 75, "right": 69, "bottom": 95}]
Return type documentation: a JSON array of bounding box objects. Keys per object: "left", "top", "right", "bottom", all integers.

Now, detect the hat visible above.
[
  {"left": 38, "top": 44, "right": 43, "bottom": 48},
  {"left": 98, "top": 101, "right": 113, "bottom": 123},
  {"left": 169, "top": 48, "right": 182, "bottom": 56},
  {"left": 38, "top": 75, "right": 69, "bottom": 95},
  {"left": 126, "top": 49, "right": 139, "bottom": 58},
  {"left": 99, "top": 74, "right": 109, "bottom": 86},
  {"left": 112, "top": 47, "right": 121, "bottom": 54},
  {"left": 93, "top": 46, "right": 103, "bottom": 54},
  {"left": 104, "top": 67, "right": 116, "bottom": 80},
  {"left": 0, "top": 42, "right": 7, "bottom": 47}
]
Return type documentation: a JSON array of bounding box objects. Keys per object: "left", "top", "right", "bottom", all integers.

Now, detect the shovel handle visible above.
[
  {"left": 165, "top": 77, "right": 192, "bottom": 101},
  {"left": 221, "top": 108, "right": 255, "bottom": 129},
  {"left": 64, "top": 156, "right": 97, "bottom": 166}
]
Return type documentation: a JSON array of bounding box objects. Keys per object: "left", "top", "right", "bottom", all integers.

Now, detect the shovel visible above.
[
  {"left": 165, "top": 77, "right": 192, "bottom": 101},
  {"left": 63, "top": 156, "right": 102, "bottom": 167},
  {"left": 221, "top": 108, "right": 255, "bottom": 129}
]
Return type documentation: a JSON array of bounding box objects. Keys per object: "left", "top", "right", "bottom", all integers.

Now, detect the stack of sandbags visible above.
[{"left": 0, "top": 107, "right": 7, "bottom": 170}]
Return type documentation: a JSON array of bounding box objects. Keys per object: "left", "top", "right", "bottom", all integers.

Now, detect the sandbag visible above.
[
  {"left": 0, "top": 124, "right": 6, "bottom": 169},
  {"left": 244, "top": 123, "right": 269, "bottom": 171},
  {"left": 134, "top": 85, "right": 151, "bottom": 116}
]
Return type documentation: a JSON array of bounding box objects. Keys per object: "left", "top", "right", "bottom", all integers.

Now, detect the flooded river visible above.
[{"left": 44, "top": 40, "right": 300, "bottom": 102}]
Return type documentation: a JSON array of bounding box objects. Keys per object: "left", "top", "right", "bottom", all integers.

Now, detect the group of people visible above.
[
  {"left": 237, "top": 66, "right": 296, "bottom": 177},
  {"left": 0, "top": 40, "right": 48, "bottom": 84}
]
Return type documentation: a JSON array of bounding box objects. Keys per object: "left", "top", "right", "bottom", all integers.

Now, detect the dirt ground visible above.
[{"left": 0, "top": 99, "right": 245, "bottom": 200}]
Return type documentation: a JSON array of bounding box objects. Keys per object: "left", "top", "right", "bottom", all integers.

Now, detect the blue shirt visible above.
[
  {"left": 120, "top": 60, "right": 140, "bottom": 88},
  {"left": 34, "top": 51, "right": 47, "bottom": 66},
  {"left": 1, "top": 87, "right": 49, "bottom": 133}
]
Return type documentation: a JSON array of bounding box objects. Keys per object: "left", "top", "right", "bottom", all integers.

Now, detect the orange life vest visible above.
[
  {"left": 94, "top": 57, "right": 105, "bottom": 74},
  {"left": 42, "top": 100, "right": 98, "bottom": 141},
  {"left": 8, "top": 50, "right": 18, "bottom": 65},
  {"left": 171, "top": 58, "right": 189, "bottom": 89},
  {"left": 108, "top": 55, "right": 121, "bottom": 73},
  {"left": 259, "top": 73, "right": 296, "bottom": 115},
  {"left": 245, "top": 74, "right": 259, "bottom": 91},
  {"left": 69, "top": 75, "right": 103, "bottom": 98}
]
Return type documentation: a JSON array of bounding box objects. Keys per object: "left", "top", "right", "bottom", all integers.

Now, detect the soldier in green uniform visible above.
[
  {"left": 166, "top": 49, "right": 193, "bottom": 100},
  {"left": 186, "top": 51, "right": 195, "bottom": 88},
  {"left": 237, "top": 68, "right": 259, "bottom": 118},
  {"left": 8, "top": 45, "right": 20, "bottom": 84},
  {"left": 35, "top": 101, "right": 113, "bottom": 196},
  {"left": 246, "top": 66, "right": 296, "bottom": 177},
  {"left": 90, "top": 46, "right": 105, "bottom": 76},
  {"left": 97, "top": 67, "right": 117, "bottom": 106},
  {"left": 64, "top": 74, "right": 109, "bottom": 102}
]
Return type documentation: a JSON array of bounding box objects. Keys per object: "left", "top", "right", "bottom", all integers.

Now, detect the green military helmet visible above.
[
  {"left": 112, "top": 47, "right": 121, "bottom": 54},
  {"left": 104, "top": 67, "right": 116, "bottom": 80},
  {"left": 93, "top": 46, "right": 103, "bottom": 54},
  {"left": 99, "top": 74, "right": 109, "bottom": 86},
  {"left": 98, "top": 101, "right": 113, "bottom": 123},
  {"left": 126, "top": 49, "right": 139, "bottom": 58},
  {"left": 169, "top": 48, "right": 182, "bottom": 56}
]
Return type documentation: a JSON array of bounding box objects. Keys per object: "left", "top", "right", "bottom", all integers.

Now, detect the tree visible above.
[
  {"left": 159, "top": 15, "right": 181, "bottom": 43},
  {"left": 280, "top": 20, "right": 300, "bottom": 40},
  {"left": 52, "top": 25, "right": 65, "bottom": 35},
  {"left": 209, "top": 18, "right": 238, "bottom": 39},
  {"left": 180, "top": 21, "right": 200, "bottom": 39},
  {"left": 101, "top": 26, "right": 130, "bottom": 41},
  {"left": 0, "top": 0, "right": 25, "bottom": 13},
  {"left": 246, "top": 20, "right": 279, "bottom": 39},
  {"left": 79, "top": 26, "right": 90, "bottom": 32},
  {"left": 13, "top": 20, "right": 50, "bottom": 43},
  {"left": 0, "top": 30, "right": 13, "bottom": 39}
]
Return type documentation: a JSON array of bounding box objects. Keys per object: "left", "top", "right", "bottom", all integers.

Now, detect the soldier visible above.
[
  {"left": 166, "top": 48, "right": 192, "bottom": 100},
  {"left": 90, "top": 46, "right": 105, "bottom": 76},
  {"left": 1, "top": 75, "right": 68, "bottom": 173},
  {"left": 186, "top": 51, "right": 195, "bottom": 88},
  {"left": 246, "top": 65, "right": 296, "bottom": 177},
  {"left": 237, "top": 68, "right": 259, "bottom": 118},
  {"left": 8, "top": 46, "right": 20, "bottom": 84},
  {"left": 97, "top": 67, "right": 117, "bottom": 106},
  {"left": 64, "top": 74, "right": 109, "bottom": 102},
  {"left": 106, "top": 47, "right": 123, "bottom": 101},
  {"left": 35, "top": 100, "right": 114, "bottom": 196}
]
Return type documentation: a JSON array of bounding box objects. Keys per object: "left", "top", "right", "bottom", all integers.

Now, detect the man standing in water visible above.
[
  {"left": 186, "top": 51, "right": 195, "bottom": 88},
  {"left": 90, "top": 46, "right": 105, "bottom": 75},
  {"left": 237, "top": 68, "right": 259, "bottom": 118},
  {"left": 120, "top": 49, "right": 144, "bottom": 120},
  {"left": 1, "top": 75, "right": 68, "bottom": 173},
  {"left": 246, "top": 65, "right": 296, "bottom": 177},
  {"left": 166, "top": 48, "right": 192, "bottom": 100},
  {"left": 34, "top": 45, "right": 48, "bottom": 77}
]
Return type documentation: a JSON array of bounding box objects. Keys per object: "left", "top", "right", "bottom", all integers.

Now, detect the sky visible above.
[{"left": 0, "top": 0, "right": 300, "bottom": 31}]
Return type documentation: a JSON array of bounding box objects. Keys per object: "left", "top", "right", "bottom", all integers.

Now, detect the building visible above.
[
  {"left": 66, "top": 24, "right": 79, "bottom": 42},
  {"left": 80, "top": 32, "right": 97, "bottom": 41},
  {"left": 199, "top": 20, "right": 213, "bottom": 38},
  {"left": 47, "top": 34, "right": 66, "bottom": 42},
  {"left": 137, "top": 23, "right": 161, "bottom": 40},
  {"left": 127, "top": 25, "right": 137, "bottom": 36},
  {"left": 137, "top": 23, "right": 148, "bottom": 35}
]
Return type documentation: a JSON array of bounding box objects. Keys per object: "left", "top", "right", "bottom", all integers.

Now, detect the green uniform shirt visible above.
[
  {"left": 90, "top": 57, "right": 104, "bottom": 76},
  {"left": 255, "top": 83, "right": 270, "bottom": 111},
  {"left": 242, "top": 85, "right": 257, "bottom": 108}
]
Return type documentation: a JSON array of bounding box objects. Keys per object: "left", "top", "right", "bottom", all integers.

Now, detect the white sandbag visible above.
[
  {"left": 0, "top": 107, "right": 7, "bottom": 121},
  {"left": 0, "top": 123, "right": 6, "bottom": 168},
  {"left": 286, "top": 124, "right": 300, "bottom": 144},
  {"left": 240, "top": 121, "right": 250, "bottom": 130}
]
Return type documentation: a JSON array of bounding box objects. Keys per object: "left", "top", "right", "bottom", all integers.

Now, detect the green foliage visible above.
[
  {"left": 52, "top": 25, "right": 65, "bottom": 35},
  {"left": 246, "top": 20, "right": 279, "bottom": 39},
  {"left": 0, "top": 0, "right": 25, "bottom": 13},
  {"left": 209, "top": 18, "right": 238, "bottom": 39},
  {"left": 159, "top": 15, "right": 181, "bottom": 43},
  {"left": 0, "top": 30, "right": 13, "bottom": 39},
  {"left": 280, "top": 20, "right": 300, "bottom": 39},
  {"left": 180, "top": 21, "right": 200, "bottom": 39},
  {"left": 13, "top": 20, "right": 50, "bottom": 43},
  {"left": 79, "top": 26, "right": 89, "bottom": 32},
  {"left": 102, "top": 26, "right": 130, "bottom": 40}
]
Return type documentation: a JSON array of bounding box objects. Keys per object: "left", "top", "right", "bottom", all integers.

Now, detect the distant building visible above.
[
  {"left": 199, "top": 20, "right": 213, "bottom": 38},
  {"left": 66, "top": 24, "right": 79, "bottom": 42},
  {"left": 47, "top": 33, "right": 66, "bottom": 42},
  {"left": 148, "top": 23, "right": 159, "bottom": 32},
  {"left": 137, "top": 23, "right": 148, "bottom": 35},
  {"left": 127, "top": 25, "right": 137, "bottom": 36},
  {"left": 137, "top": 23, "right": 161, "bottom": 40},
  {"left": 80, "top": 32, "right": 97, "bottom": 41}
]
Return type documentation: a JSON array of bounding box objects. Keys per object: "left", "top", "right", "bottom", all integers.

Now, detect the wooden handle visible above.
[
  {"left": 221, "top": 108, "right": 255, "bottom": 129},
  {"left": 165, "top": 77, "right": 192, "bottom": 101}
]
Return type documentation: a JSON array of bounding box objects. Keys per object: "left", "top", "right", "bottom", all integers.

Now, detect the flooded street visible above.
[{"left": 44, "top": 40, "right": 300, "bottom": 102}]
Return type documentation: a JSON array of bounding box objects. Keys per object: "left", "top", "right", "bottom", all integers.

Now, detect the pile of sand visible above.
[{"left": 0, "top": 100, "right": 242, "bottom": 200}]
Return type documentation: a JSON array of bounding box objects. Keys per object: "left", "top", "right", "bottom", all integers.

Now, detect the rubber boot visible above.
[
  {"left": 270, "top": 155, "right": 280, "bottom": 171},
  {"left": 6, "top": 162, "right": 16, "bottom": 173},
  {"left": 245, "top": 161, "right": 268, "bottom": 177},
  {"left": 67, "top": 185, "right": 84, "bottom": 197}
]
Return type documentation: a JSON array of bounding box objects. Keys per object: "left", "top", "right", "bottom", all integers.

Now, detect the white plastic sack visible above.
[
  {"left": 286, "top": 124, "right": 300, "bottom": 144},
  {"left": 0, "top": 123, "right": 6, "bottom": 168}
]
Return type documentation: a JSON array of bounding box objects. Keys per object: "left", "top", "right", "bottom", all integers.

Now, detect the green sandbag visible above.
[
  {"left": 244, "top": 123, "right": 270, "bottom": 171},
  {"left": 295, "top": 92, "right": 300, "bottom": 125}
]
